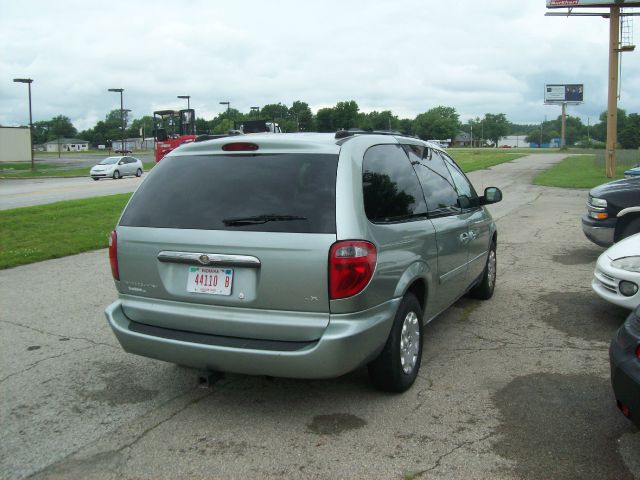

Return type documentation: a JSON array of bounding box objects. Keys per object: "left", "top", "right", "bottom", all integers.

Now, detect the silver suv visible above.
[{"left": 105, "top": 132, "right": 501, "bottom": 392}]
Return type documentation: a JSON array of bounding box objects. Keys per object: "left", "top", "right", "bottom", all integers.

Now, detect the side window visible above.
[
  {"left": 439, "top": 152, "right": 478, "bottom": 201},
  {"left": 362, "top": 144, "right": 428, "bottom": 223},
  {"left": 404, "top": 145, "right": 460, "bottom": 217}
]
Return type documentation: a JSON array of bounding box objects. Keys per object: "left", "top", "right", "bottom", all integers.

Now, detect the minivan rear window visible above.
[{"left": 119, "top": 154, "right": 338, "bottom": 233}]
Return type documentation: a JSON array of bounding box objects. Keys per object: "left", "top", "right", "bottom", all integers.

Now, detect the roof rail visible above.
[{"left": 334, "top": 129, "right": 417, "bottom": 140}]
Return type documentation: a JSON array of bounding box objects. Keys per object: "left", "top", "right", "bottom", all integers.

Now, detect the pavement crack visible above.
[
  {"left": 0, "top": 319, "right": 118, "bottom": 350},
  {"left": 0, "top": 344, "right": 96, "bottom": 385},
  {"left": 409, "top": 432, "right": 495, "bottom": 478}
]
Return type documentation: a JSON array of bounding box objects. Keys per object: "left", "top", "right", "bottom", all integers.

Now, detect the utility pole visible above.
[{"left": 606, "top": 6, "right": 620, "bottom": 178}]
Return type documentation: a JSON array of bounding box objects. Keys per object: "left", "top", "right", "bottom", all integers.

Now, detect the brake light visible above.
[
  {"left": 222, "top": 142, "right": 259, "bottom": 151},
  {"left": 636, "top": 344, "right": 640, "bottom": 359},
  {"left": 329, "top": 241, "right": 377, "bottom": 299},
  {"left": 109, "top": 230, "right": 119, "bottom": 280}
]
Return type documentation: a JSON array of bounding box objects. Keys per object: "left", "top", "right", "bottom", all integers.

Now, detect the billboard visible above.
[
  {"left": 547, "top": 0, "right": 639, "bottom": 7},
  {"left": 544, "top": 84, "right": 584, "bottom": 104}
]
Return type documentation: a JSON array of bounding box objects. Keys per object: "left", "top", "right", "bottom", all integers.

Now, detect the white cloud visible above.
[{"left": 0, "top": 0, "right": 637, "bottom": 131}]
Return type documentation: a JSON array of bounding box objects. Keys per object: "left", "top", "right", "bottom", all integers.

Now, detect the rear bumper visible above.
[
  {"left": 105, "top": 298, "right": 399, "bottom": 379},
  {"left": 581, "top": 215, "right": 615, "bottom": 247}
]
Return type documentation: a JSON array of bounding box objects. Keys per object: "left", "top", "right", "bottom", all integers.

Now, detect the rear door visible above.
[
  {"left": 116, "top": 152, "right": 338, "bottom": 339},
  {"left": 405, "top": 145, "right": 470, "bottom": 312}
]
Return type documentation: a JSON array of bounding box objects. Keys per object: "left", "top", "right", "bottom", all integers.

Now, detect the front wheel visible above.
[
  {"left": 469, "top": 241, "right": 497, "bottom": 300},
  {"left": 136, "top": 168, "right": 142, "bottom": 177},
  {"left": 368, "top": 292, "right": 423, "bottom": 393},
  {"left": 113, "top": 170, "right": 121, "bottom": 180}
]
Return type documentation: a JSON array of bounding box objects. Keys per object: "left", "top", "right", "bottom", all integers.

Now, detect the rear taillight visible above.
[
  {"left": 636, "top": 344, "right": 640, "bottom": 359},
  {"left": 329, "top": 241, "right": 377, "bottom": 300},
  {"left": 109, "top": 230, "right": 119, "bottom": 280},
  {"left": 222, "top": 142, "right": 259, "bottom": 151}
]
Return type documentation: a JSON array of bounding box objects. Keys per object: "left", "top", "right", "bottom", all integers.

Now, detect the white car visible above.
[
  {"left": 90, "top": 156, "right": 143, "bottom": 181},
  {"left": 592, "top": 232, "right": 640, "bottom": 309}
]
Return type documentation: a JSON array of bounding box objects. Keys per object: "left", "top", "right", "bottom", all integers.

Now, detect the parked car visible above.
[
  {"left": 582, "top": 177, "right": 640, "bottom": 247},
  {"left": 105, "top": 132, "right": 502, "bottom": 392},
  {"left": 90, "top": 156, "right": 143, "bottom": 180},
  {"left": 592, "top": 233, "right": 640, "bottom": 309},
  {"left": 610, "top": 304, "right": 640, "bottom": 428},
  {"left": 625, "top": 165, "right": 640, "bottom": 179}
]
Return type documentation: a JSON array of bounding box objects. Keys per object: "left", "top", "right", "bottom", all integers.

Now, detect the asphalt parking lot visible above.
[{"left": 0, "top": 154, "right": 638, "bottom": 479}]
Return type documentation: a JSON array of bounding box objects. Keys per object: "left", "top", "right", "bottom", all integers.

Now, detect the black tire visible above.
[
  {"left": 469, "top": 241, "right": 497, "bottom": 300},
  {"left": 368, "top": 292, "right": 423, "bottom": 393},
  {"left": 92, "top": 177, "right": 99, "bottom": 181},
  {"left": 113, "top": 170, "right": 121, "bottom": 180},
  {"left": 136, "top": 168, "right": 142, "bottom": 177}
]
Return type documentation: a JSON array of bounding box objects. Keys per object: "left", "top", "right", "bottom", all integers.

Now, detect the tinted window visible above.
[
  {"left": 438, "top": 151, "right": 478, "bottom": 201},
  {"left": 403, "top": 146, "right": 459, "bottom": 217},
  {"left": 120, "top": 153, "right": 338, "bottom": 233},
  {"left": 362, "top": 144, "right": 427, "bottom": 223}
]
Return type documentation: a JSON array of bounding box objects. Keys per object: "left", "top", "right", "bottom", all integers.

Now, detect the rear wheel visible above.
[
  {"left": 136, "top": 168, "right": 142, "bottom": 177},
  {"left": 368, "top": 292, "right": 423, "bottom": 393},
  {"left": 469, "top": 241, "right": 497, "bottom": 300},
  {"left": 113, "top": 170, "right": 121, "bottom": 180}
]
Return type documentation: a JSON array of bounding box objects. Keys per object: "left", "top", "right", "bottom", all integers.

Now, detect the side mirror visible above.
[{"left": 482, "top": 187, "right": 502, "bottom": 205}]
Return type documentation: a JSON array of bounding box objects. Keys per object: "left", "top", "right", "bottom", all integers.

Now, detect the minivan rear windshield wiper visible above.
[{"left": 222, "top": 214, "right": 308, "bottom": 226}]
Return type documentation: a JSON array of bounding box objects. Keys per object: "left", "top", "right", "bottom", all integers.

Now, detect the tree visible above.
[
  {"left": 413, "top": 106, "right": 460, "bottom": 141},
  {"left": 127, "top": 116, "right": 154, "bottom": 139},
  {"left": 592, "top": 108, "right": 627, "bottom": 143},
  {"left": 482, "top": 113, "right": 509, "bottom": 146},
  {"left": 333, "top": 100, "right": 359, "bottom": 130},
  {"left": 289, "top": 101, "right": 313, "bottom": 132},
  {"left": 260, "top": 103, "right": 289, "bottom": 123},
  {"left": 316, "top": 108, "right": 335, "bottom": 133},
  {"left": 619, "top": 113, "right": 640, "bottom": 149}
]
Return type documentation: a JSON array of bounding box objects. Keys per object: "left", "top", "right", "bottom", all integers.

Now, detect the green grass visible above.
[
  {"left": 0, "top": 194, "right": 132, "bottom": 269},
  {"left": 0, "top": 162, "right": 156, "bottom": 178},
  {"left": 448, "top": 149, "right": 528, "bottom": 172},
  {"left": 533, "top": 154, "right": 632, "bottom": 188}
]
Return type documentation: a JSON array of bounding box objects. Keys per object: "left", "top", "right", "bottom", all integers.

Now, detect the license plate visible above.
[{"left": 186, "top": 267, "right": 233, "bottom": 295}]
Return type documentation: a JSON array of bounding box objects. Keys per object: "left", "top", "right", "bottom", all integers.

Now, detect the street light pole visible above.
[
  {"left": 178, "top": 95, "right": 190, "bottom": 110},
  {"left": 108, "top": 88, "right": 125, "bottom": 153},
  {"left": 219, "top": 101, "right": 231, "bottom": 128},
  {"left": 13, "top": 78, "right": 34, "bottom": 170}
]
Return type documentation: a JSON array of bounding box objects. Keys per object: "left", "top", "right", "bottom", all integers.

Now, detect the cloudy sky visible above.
[{"left": 1, "top": 0, "right": 638, "bottom": 131}]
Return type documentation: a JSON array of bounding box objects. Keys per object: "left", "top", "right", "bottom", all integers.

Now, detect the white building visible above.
[
  {"left": 497, "top": 135, "right": 532, "bottom": 148},
  {"left": 111, "top": 138, "right": 154, "bottom": 151},
  {"left": 43, "top": 138, "right": 89, "bottom": 152}
]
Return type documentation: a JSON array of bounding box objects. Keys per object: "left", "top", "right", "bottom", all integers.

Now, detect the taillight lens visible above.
[
  {"left": 329, "top": 241, "right": 377, "bottom": 299},
  {"left": 222, "top": 142, "right": 259, "bottom": 151},
  {"left": 636, "top": 344, "right": 640, "bottom": 359},
  {"left": 109, "top": 230, "right": 119, "bottom": 280}
]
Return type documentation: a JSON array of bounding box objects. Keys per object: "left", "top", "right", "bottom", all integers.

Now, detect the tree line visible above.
[{"left": 25, "top": 100, "right": 640, "bottom": 149}]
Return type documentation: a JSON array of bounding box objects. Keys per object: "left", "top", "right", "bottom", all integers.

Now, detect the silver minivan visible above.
[{"left": 105, "top": 132, "right": 501, "bottom": 392}]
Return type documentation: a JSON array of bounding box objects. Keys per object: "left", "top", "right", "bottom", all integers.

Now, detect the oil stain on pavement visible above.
[
  {"left": 307, "top": 413, "right": 367, "bottom": 435},
  {"left": 540, "top": 291, "right": 629, "bottom": 342},
  {"left": 552, "top": 247, "right": 600, "bottom": 266},
  {"left": 492, "top": 373, "right": 636, "bottom": 480}
]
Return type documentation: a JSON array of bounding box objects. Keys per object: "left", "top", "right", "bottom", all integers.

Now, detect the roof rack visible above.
[{"left": 334, "top": 129, "right": 416, "bottom": 140}]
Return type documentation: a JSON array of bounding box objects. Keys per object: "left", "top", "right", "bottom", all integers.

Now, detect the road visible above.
[
  {"left": 0, "top": 154, "right": 638, "bottom": 479},
  {"left": 0, "top": 176, "right": 144, "bottom": 210}
]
